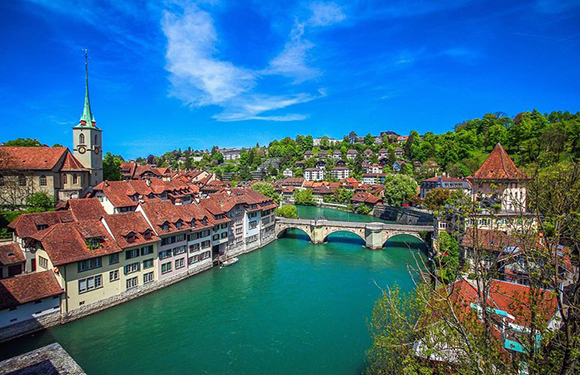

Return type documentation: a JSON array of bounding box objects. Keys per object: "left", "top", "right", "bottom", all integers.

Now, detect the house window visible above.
[
  {"left": 39, "top": 175, "right": 47, "bottom": 186},
  {"left": 172, "top": 246, "right": 186, "bottom": 256},
  {"left": 159, "top": 250, "right": 172, "bottom": 260},
  {"left": 140, "top": 245, "right": 153, "bottom": 256},
  {"left": 189, "top": 243, "right": 200, "bottom": 252},
  {"left": 78, "top": 275, "right": 102, "bottom": 293},
  {"left": 161, "top": 262, "right": 172, "bottom": 274},
  {"left": 18, "top": 175, "right": 26, "bottom": 187},
  {"left": 124, "top": 262, "right": 140, "bottom": 275},
  {"left": 175, "top": 258, "right": 185, "bottom": 269},
  {"left": 38, "top": 256, "right": 49, "bottom": 269},
  {"left": 143, "top": 258, "right": 154, "bottom": 269},
  {"left": 109, "top": 253, "right": 119, "bottom": 265},
  {"left": 78, "top": 257, "right": 102, "bottom": 272},
  {"left": 126, "top": 248, "right": 140, "bottom": 260},
  {"left": 0, "top": 175, "right": 3, "bottom": 186},
  {"left": 143, "top": 272, "right": 154, "bottom": 284},
  {"left": 109, "top": 270, "right": 119, "bottom": 282},
  {"left": 201, "top": 251, "right": 211, "bottom": 260},
  {"left": 79, "top": 134, "right": 85, "bottom": 144},
  {"left": 221, "top": 232, "right": 227, "bottom": 239},
  {"left": 63, "top": 174, "right": 67, "bottom": 184},
  {"left": 126, "top": 276, "right": 138, "bottom": 290},
  {"left": 73, "top": 174, "right": 78, "bottom": 184}
]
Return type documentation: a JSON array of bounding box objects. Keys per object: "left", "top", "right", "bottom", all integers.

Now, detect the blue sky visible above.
[{"left": 1, "top": 0, "right": 579, "bottom": 159}]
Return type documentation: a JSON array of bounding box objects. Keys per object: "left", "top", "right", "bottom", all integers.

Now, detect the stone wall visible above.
[{"left": 0, "top": 310, "right": 61, "bottom": 343}]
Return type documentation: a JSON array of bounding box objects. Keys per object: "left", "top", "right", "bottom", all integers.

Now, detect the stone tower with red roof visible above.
[{"left": 467, "top": 143, "right": 530, "bottom": 212}]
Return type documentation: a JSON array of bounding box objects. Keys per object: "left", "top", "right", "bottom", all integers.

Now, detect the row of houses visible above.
[{"left": 0, "top": 187, "right": 277, "bottom": 332}]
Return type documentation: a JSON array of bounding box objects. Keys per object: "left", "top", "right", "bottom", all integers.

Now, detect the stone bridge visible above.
[{"left": 275, "top": 218, "right": 436, "bottom": 250}]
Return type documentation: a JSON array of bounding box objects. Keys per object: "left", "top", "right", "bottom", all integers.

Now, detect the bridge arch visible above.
[
  {"left": 276, "top": 226, "right": 312, "bottom": 242},
  {"left": 382, "top": 233, "right": 427, "bottom": 250},
  {"left": 322, "top": 229, "right": 366, "bottom": 245}
]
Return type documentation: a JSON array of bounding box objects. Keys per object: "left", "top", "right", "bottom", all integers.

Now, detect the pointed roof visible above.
[
  {"left": 77, "top": 53, "right": 97, "bottom": 129},
  {"left": 60, "top": 150, "right": 88, "bottom": 172},
  {"left": 470, "top": 143, "right": 529, "bottom": 181}
]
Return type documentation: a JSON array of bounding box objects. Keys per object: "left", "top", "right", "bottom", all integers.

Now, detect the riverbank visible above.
[
  {"left": 0, "top": 228, "right": 426, "bottom": 375},
  {"left": 0, "top": 235, "right": 277, "bottom": 344}
]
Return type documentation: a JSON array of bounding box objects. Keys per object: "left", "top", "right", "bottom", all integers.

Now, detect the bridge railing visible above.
[{"left": 275, "top": 217, "right": 434, "bottom": 231}]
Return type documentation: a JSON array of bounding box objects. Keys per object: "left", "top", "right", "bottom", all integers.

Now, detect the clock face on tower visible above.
[
  {"left": 94, "top": 146, "right": 100, "bottom": 155},
  {"left": 78, "top": 145, "right": 87, "bottom": 154}
]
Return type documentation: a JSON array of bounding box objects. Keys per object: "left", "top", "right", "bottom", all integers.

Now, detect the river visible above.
[{"left": 0, "top": 206, "right": 426, "bottom": 374}]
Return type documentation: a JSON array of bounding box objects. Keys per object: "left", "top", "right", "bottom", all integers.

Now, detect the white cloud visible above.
[
  {"left": 162, "top": 6, "right": 256, "bottom": 106},
  {"left": 308, "top": 1, "right": 346, "bottom": 26},
  {"left": 266, "top": 1, "right": 346, "bottom": 83},
  {"left": 162, "top": 4, "right": 323, "bottom": 122}
]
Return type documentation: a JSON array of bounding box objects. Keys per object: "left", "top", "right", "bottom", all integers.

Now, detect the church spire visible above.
[{"left": 79, "top": 49, "right": 96, "bottom": 128}]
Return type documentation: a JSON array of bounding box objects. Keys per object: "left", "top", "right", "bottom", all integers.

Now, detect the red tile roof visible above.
[
  {"left": 0, "top": 147, "right": 67, "bottom": 170},
  {"left": 9, "top": 210, "right": 75, "bottom": 239},
  {"left": 446, "top": 279, "right": 558, "bottom": 327},
  {"left": 469, "top": 143, "right": 528, "bottom": 181},
  {"left": 0, "top": 242, "right": 25, "bottom": 266},
  {"left": 0, "top": 271, "right": 63, "bottom": 310},
  {"left": 66, "top": 198, "right": 107, "bottom": 221},
  {"left": 104, "top": 212, "right": 159, "bottom": 249},
  {"left": 31, "top": 220, "right": 122, "bottom": 265},
  {"left": 60, "top": 151, "right": 87, "bottom": 172}
]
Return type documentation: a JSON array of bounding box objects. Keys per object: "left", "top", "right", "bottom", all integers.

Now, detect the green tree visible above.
[
  {"left": 3, "top": 138, "right": 43, "bottom": 147},
  {"left": 103, "top": 152, "right": 123, "bottom": 181},
  {"left": 25, "top": 192, "right": 54, "bottom": 212},
  {"left": 423, "top": 188, "right": 451, "bottom": 211},
  {"left": 383, "top": 174, "right": 418, "bottom": 206},
  {"left": 251, "top": 182, "right": 280, "bottom": 204},
  {"left": 275, "top": 204, "right": 298, "bottom": 219},
  {"left": 293, "top": 189, "right": 315, "bottom": 206}
]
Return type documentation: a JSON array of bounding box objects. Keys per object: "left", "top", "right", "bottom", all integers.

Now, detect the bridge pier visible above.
[{"left": 365, "top": 224, "right": 384, "bottom": 250}]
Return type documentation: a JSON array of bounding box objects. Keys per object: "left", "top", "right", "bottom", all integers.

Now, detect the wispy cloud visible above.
[
  {"left": 266, "top": 1, "right": 346, "bottom": 83},
  {"left": 162, "top": 3, "right": 334, "bottom": 121}
]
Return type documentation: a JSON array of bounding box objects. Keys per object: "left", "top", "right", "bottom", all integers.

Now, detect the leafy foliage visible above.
[
  {"left": 25, "top": 192, "right": 54, "bottom": 211},
  {"left": 383, "top": 174, "right": 418, "bottom": 206},
  {"left": 251, "top": 182, "right": 280, "bottom": 204},
  {"left": 2, "top": 138, "right": 43, "bottom": 147},
  {"left": 293, "top": 189, "right": 315, "bottom": 206},
  {"left": 103, "top": 152, "right": 124, "bottom": 181},
  {"left": 275, "top": 204, "right": 298, "bottom": 219}
]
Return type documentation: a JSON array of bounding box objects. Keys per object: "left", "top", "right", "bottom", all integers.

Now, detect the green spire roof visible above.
[{"left": 78, "top": 51, "right": 96, "bottom": 128}]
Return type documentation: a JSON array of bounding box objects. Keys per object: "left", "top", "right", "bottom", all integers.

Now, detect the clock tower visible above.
[{"left": 73, "top": 50, "right": 103, "bottom": 187}]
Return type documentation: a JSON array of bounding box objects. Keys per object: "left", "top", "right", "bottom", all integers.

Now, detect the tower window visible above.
[
  {"left": 73, "top": 174, "right": 78, "bottom": 184},
  {"left": 18, "top": 176, "right": 26, "bottom": 187},
  {"left": 94, "top": 134, "right": 98, "bottom": 144},
  {"left": 40, "top": 175, "right": 47, "bottom": 186},
  {"left": 79, "top": 134, "right": 85, "bottom": 145}
]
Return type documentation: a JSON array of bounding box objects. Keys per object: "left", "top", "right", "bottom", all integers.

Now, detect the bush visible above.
[
  {"left": 25, "top": 192, "right": 54, "bottom": 211},
  {"left": 275, "top": 204, "right": 298, "bottom": 219},
  {"left": 356, "top": 204, "right": 372, "bottom": 215}
]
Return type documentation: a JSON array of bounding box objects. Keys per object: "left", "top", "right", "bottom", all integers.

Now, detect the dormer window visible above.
[
  {"left": 143, "top": 230, "right": 152, "bottom": 240},
  {"left": 36, "top": 224, "right": 48, "bottom": 231},
  {"left": 126, "top": 232, "right": 137, "bottom": 243},
  {"left": 162, "top": 222, "right": 169, "bottom": 231},
  {"left": 189, "top": 221, "right": 196, "bottom": 228},
  {"left": 176, "top": 220, "right": 183, "bottom": 229}
]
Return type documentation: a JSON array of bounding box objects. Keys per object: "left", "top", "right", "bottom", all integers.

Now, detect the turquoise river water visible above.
[{"left": 0, "top": 206, "right": 426, "bottom": 374}]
